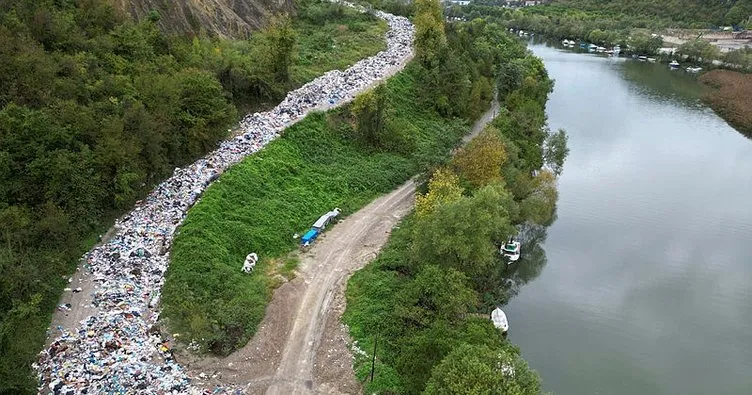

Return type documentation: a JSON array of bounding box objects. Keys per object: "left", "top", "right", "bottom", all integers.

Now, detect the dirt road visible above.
[{"left": 181, "top": 99, "right": 500, "bottom": 394}]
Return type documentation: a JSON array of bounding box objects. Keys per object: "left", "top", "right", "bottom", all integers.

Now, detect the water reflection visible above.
[{"left": 482, "top": 223, "right": 550, "bottom": 309}]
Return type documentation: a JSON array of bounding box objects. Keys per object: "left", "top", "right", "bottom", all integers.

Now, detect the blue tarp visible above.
[{"left": 301, "top": 229, "right": 319, "bottom": 244}]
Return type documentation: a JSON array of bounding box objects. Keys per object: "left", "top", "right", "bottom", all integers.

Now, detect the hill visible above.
[
  {"left": 111, "top": 0, "right": 293, "bottom": 37},
  {"left": 553, "top": 0, "right": 751, "bottom": 26}
]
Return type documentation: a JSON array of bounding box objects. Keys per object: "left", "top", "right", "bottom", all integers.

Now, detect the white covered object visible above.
[{"left": 491, "top": 307, "right": 509, "bottom": 332}]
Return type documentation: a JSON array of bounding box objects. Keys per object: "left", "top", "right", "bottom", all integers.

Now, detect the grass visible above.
[
  {"left": 292, "top": 17, "right": 388, "bottom": 85},
  {"left": 162, "top": 66, "right": 469, "bottom": 355},
  {"left": 342, "top": 216, "right": 415, "bottom": 393}
]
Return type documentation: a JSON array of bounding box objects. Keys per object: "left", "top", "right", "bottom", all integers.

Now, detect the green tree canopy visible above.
[
  {"left": 412, "top": 183, "right": 517, "bottom": 282},
  {"left": 424, "top": 343, "right": 543, "bottom": 395}
]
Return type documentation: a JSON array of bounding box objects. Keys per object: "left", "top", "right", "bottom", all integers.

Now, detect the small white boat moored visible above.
[
  {"left": 686, "top": 66, "right": 703, "bottom": 73},
  {"left": 501, "top": 239, "right": 521, "bottom": 263},
  {"left": 669, "top": 60, "right": 680, "bottom": 68},
  {"left": 491, "top": 307, "right": 509, "bottom": 332}
]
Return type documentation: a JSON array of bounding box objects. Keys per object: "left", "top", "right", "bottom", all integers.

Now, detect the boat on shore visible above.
[
  {"left": 491, "top": 307, "right": 509, "bottom": 333},
  {"left": 669, "top": 60, "right": 680, "bottom": 69},
  {"left": 686, "top": 66, "right": 703, "bottom": 73}
]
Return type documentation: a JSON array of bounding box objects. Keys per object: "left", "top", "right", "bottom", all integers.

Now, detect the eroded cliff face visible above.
[{"left": 112, "top": 0, "right": 294, "bottom": 38}]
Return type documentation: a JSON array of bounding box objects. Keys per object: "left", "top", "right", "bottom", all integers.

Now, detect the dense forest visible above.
[
  {"left": 0, "top": 0, "right": 387, "bottom": 391},
  {"left": 457, "top": 0, "right": 752, "bottom": 28},
  {"left": 553, "top": 0, "right": 752, "bottom": 27}
]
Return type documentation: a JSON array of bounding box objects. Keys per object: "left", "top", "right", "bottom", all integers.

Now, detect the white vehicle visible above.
[{"left": 501, "top": 239, "right": 521, "bottom": 262}]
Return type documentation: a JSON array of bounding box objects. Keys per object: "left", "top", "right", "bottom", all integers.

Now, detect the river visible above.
[{"left": 505, "top": 43, "right": 752, "bottom": 394}]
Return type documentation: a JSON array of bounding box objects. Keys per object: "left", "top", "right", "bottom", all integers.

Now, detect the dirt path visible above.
[{"left": 181, "top": 99, "right": 500, "bottom": 394}]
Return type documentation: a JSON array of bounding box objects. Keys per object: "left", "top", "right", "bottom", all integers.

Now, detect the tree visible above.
[
  {"left": 520, "top": 169, "right": 558, "bottom": 226},
  {"left": 677, "top": 39, "right": 721, "bottom": 63},
  {"left": 627, "top": 32, "right": 663, "bottom": 55},
  {"left": 265, "top": 15, "right": 297, "bottom": 83},
  {"left": 415, "top": 167, "right": 464, "bottom": 218},
  {"left": 351, "top": 84, "right": 391, "bottom": 148},
  {"left": 414, "top": 0, "right": 447, "bottom": 68},
  {"left": 424, "top": 344, "right": 543, "bottom": 395},
  {"left": 412, "top": 183, "right": 518, "bottom": 282},
  {"left": 724, "top": 0, "right": 752, "bottom": 26},
  {"left": 543, "top": 128, "right": 569, "bottom": 176},
  {"left": 452, "top": 127, "right": 508, "bottom": 188},
  {"left": 396, "top": 265, "right": 478, "bottom": 327}
]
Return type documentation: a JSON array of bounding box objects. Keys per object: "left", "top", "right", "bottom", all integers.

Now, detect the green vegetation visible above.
[
  {"left": 449, "top": 0, "right": 751, "bottom": 54},
  {"left": 163, "top": 66, "right": 471, "bottom": 355},
  {"left": 163, "top": 0, "right": 514, "bottom": 361},
  {"left": 551, "top": 0, "right": 750, "bottom": 27},
  {"left": 0, "top": 0, "right": 387, "bottom": 391},
  {"left": 342, "top": 5, "right": 567, "bottom": 393}
]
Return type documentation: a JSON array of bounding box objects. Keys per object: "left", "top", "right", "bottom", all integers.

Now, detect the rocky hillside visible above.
[{"left": 112, "top": 0, "right": 294, "bottom": 37}]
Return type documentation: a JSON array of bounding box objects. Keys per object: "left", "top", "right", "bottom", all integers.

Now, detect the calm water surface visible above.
[{"left": 506, "top": 44, "right": 752, "bottom": 395}]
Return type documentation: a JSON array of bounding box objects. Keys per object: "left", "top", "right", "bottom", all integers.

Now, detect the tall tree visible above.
[
  {"left": 414, "top": 0, "right": 446, "bottom": 68},
  {"left": 351, "top": 84, "right": 391, "bottom": 148},
  {"left": 266, "top": 15, "right": 297, "bottom": 83},
  {"left": 415, "top": 167, "right": 464, "bottom": 218},
  {"left": 452, "top": 127, "right": 508, "bottom": 188},
  {"left": 424, "top": 343, "right": 543, "bottom": 395}
]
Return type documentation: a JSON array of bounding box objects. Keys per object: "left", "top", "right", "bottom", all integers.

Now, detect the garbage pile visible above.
[{"left": 35, "top": 4, "right": 413, "bottom": 395}]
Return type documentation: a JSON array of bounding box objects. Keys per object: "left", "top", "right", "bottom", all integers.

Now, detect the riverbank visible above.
[
  {"left": 700, "top": 69, "right": 752, "bottom": 138},
  {"left": 342, "top": 29, "right": 563, "bottom": 395}
]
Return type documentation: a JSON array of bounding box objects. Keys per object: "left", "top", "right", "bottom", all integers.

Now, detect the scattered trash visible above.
[
  {"left": 242, "top": 253, "right": 258, "bottom": 274},
  {"left": 35, "top": 4, "right": 414, "bottom": 393}
]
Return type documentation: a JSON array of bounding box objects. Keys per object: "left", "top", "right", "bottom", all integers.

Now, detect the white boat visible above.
[
  {"left": 638, "top": 55, "right": 648, "bottom": 61},
  {"left": 669, "top": 60, "right": 680, "bottom": 68},
  {"left": 491, "top": 307, "right": 509, "bottom": 332},
  {"left": 596, "top": 46, "right": 606, "bottom": 53},
  {"left": 501, "top": 239, "right": 521, "bottom": 262},
  {"left": 686, "top": 66, "right": 703, "bottom": 73},
  {"left": 613, "top": 45, "right": 621, "bottom": 55},
  {"left": 647, "top": 57, "right": 657, "bottom": 63}
]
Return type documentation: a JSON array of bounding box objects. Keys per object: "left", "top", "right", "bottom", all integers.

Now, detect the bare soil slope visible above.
[{"left": 112, "top": 0, "right": 293, "bottom": 37}]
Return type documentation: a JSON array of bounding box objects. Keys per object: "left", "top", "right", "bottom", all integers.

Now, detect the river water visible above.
[{"left": 505, "top": 44, "right": 752, "bottom": 394}]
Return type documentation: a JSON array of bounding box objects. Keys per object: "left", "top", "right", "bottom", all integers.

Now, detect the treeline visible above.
[
  {"left": 342, "top": 1, "right": 568, "bottom": 394},
  {"left": 551, "top": 0, "right": 750, "bottom": 27},
  {"left": 449, "top": 1, "right": 752, "bottom": 56},
  {"left": 0, "top": 0, "right": 385, "bottom": 391}
]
